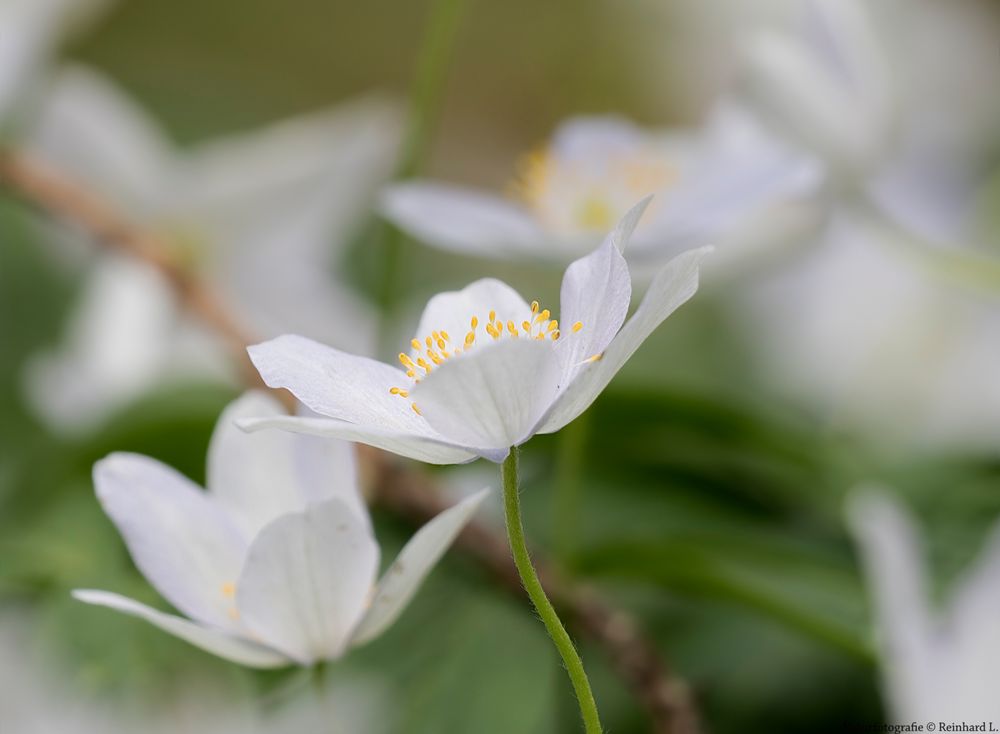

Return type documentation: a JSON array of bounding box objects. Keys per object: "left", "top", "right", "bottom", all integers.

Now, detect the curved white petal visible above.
[
  {"left": 248, "top": 335, "right": 425, "bottom": 435},
  {"left": 239, "top": 415, "right": 479, "bottom": 466},
  {"left": 380, "top": 182, "right": 544, "bottom": 257},
  {"left": 537, "top": 246, "right": 710, "bottom": 434},
  {"left": 412, "top": 277, "right": 532, "bottom": 354},
  {"left": 556, "top": 233, "right": 633, "bottom": 377},
  {"left": 72, "top": 590, "right": 290, "bottom": 668},
  {"left": 235, "top": 499, "right": 379, "bottom": 664},
  {"left": 845, "top": 489, "right": 938, "bottom": 720},
  {"left": 93, "top": 453, "right": 247, "bottom": 629},
  {"left": 27, "top": 65, "right": 172, "bottom": 214},
  {"left": 351, "top": 488, "right": 490, "bottom": 647},
  {"left": 208, "top": 391, "right": 368, "bottom": 537},
  {"left": 411, "top": 339, "right": 562, "bottom": 459}
]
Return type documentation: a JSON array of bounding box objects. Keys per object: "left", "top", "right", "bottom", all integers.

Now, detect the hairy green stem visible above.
[{"left": 501, "top": 448, "right": 603, "bottom": 734}]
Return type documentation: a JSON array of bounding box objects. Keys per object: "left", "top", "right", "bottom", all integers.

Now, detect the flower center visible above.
[
  {"left": 509, "top": 143, "right": 676, "bottom": 236},
  {"left": 391, "top": 300, "right": 584, "bottom": 415}
]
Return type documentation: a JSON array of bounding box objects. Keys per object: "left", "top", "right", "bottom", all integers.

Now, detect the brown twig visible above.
[{"left": 0, "top": 147, "right": 702, "bottom": 734}]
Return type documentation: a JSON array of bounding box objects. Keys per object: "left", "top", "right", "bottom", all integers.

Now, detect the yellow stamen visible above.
[
  {"left": 470, "top": 316, "right": 479, "bottom": 329},
  {"left": 465, "top": 331, "right": 476, "bottom": 346},
  {"left": 547, "top": 320, "right": 559, "bottom": 332},
  {"left": 399, "top": 353, "right": 415, "bottom": 369},
  {"left": 389, "top": 387, "right": 401, "bottom": 395},
  {"left": 406, "top": 369, "right": 416, "bottom": 378},
  {"left": 412, "top": 403, "right": 421, "bottom": 415},
  {"left": 586, "top": 352, "right": 603, "bottom": 362},
  {"left": 221, "top": 582, "right": 236, "bottom": 598},
  {"left": 417, "top": 358, "right": 432, "bottom": 372},
  {"left": 486, "top": 323, "right": 500, "bottom": 339},
  {"left": 428, "top": 350, "right": 443, "bottom": 365},
  {"left": 507, "top": 320, "right": 518, "bottom": 337},
  {"left": 551, "top": 330, "right": 561, "bottom": 340},
  {"left": 572, "top": 321, "right": 583, "bottom": 333},
  {"left": 522, "top": 320, "right": 532, "bottom": 333},
  {"left": 441, "top": 331, "right": 450, "bottom": 341},
  {"left": 530, "top": 301, "right": 539, "bottom": 314},
  {"left": 489, "top": 310, "right": 496, "bottom": 323},
  {"left": 535, "top": 309, "right": 550, "bottom": 324},
  {"left": 411, "top": 339, "right": 422, "bottom": 351}
]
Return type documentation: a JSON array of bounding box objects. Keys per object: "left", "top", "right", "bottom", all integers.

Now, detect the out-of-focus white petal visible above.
[
  {"left": 27, "top": 65, "right": 172, "bottom": 214},
  {"left": 239, "top": 415, "right": 479, "bottom": 466},
  {"left": 235, "top": 499, "right": 379, "bottom": 664},
  {"left": 248, "top": 335, "right": 425, "bottom": 435},
  {"left": 207, "top": 391, "right": 369, "bottom": 537},
  {"left": 411, "top": 339, "right": 562, "bottom": 460},
  {"left": 72, "top": 590, "right": 290, "bottom": 668},
  {"left": 845, "top": 489, "right": 940, "bottom": 721},
  {"left": 380, "top": 181, "right": 544, "bottom": 257},
  {"left": 537, "top": 246, "right": 710, "bottom": 434},
  {"left": 93, "top": 453, "right": 247, "bottom": 629},
  {"left": 24, "top": 255, "right": 178, "bottom": 432},
  {"left": 351, "top": 488, "right": 490, "bottom": 647}
]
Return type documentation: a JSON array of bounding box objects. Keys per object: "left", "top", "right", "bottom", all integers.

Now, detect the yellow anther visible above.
[
  {"left": 531, "top": 301, "right": 539, "bottom": 314},
  {"left": 465, "top": 331, "right": 476, "bottom": 346},
  {"left": 428, "top": 350, "right": 443, "bottom": 365},
  {"left": 471, "top": 316, "right": 479, "bottom": 329},
  {"left": 441, "top": 350, "right": 451, "bottom": 359},
  {"left": 441, "top": 331, "right": 451, "bottom": 341},
  {"left": 389, "top": 387, "right": 401, "bottom": 395},
  {"left": 398, "top": 389, "right": 409, "bottom": 398},
  {"left": 406, "top": 369, "right": 416, "bottom": 378},
  {"left": 535, "top": 309, "right": 550, "bottom": 323},
  {"left": 572, "top": 321, "right": 583, "bottom": 333},
  {"left": 411, "top": 339, "right": 422, "bottom": 351},
  {"left": 417, "top": 358, "right": 431, "bottom": 372},
  {"left": 412, "top": 403, "right": 422, "bottom": 415},
  {"left": 522, "top": 320, "right": 532, "bottom": 333},
  {"left": 586, "top": 353, "right": 603, "bottom": 362},
  {"left": 489, "top": 310, "right": 496, "bottom": 322},
  {"left": 426, "top": 336, "right": 433, "bottom": 348},
  {"left": 434, "top": 338, "right": 445, "bottom": 350},
  {"left": 507, "top": 320, "right": 518, "bottom": 337},
  {"left": 399, "top": 353, "right": 415, "bottom": 368},
  {"left": 551, "top": 330, "right": 561, "bottom": 340},
  {"left": 221, "top": 582, "right": 236, "bottom": 598},
  {"left": 486, "top": 323, "right": 500, "bottom": 339}
]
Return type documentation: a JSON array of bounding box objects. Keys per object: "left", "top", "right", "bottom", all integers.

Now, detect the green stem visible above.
[
  {"left": 553, "top": 413, "right": 589, "bottom": 571},
  {"left": 501, "top": 448, "right": 603, "bottom": 734},
  {"left": 312, "top": 661, "right": 327, "bottom": 698},
  {"left": 376, "top": 0, "right": 466, "bottom": 354}
]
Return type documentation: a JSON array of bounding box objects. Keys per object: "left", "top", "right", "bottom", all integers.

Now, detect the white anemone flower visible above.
[
  {"left": 381, "top": 104, "right": 817, "bottom": 263},
  {"left": 24, "top": 65, "right": 400, "bottom": 431},
  {"left": 73, "top": 391, "right": 489, "bottom": 668},
  {"left": 243, "top": 201, "right": 711, "bottom": 464},
  {"left": 848, "top": 488, "right": 1000, "bottom": 723}
]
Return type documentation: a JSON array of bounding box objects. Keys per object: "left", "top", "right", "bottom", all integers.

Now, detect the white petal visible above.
[
  {"left": 380, "top": 182, "right": 545, "bottom": 257},
  {"left": 411, "top": 339, "right": 563, "bottom": 460},
  {"left": 556, "top": 236, "right": 632, "bottom": 377},
  {"left": 412, "top": 277, "right": 531, "bottom": 352},
  {"left": 235, "top": 499, "right": 379, "bottom": 664},
  {"left": 248, "top": 335, "right": 427, "bottom": 435},
  {"left": 239, "top": 415, "right": 479, "bottom": 465},
  {"left": 72, "top": 590, "right": 290, "bottom": 668},
  {"left": 27, "top": 65, "right": 172, "bottom": 214},
  {"left": 208, "top": 391, "right": 369, "bottom": 537},
  {"left": 845, "top": 489, "right": 938, "bottom": 720},
  {"left": 537, "top": 246, "right": 710, "bottom": 434},
  {"left": 351, "top": 488, "right": 490, "bottom": 647},
  {"left": 93, "top": 453, "right": 247, "bottom": 629}
]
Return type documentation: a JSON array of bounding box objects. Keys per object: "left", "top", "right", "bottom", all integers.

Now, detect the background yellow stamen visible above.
[{"left": 572, "top": 321, "right": 583, "bottom": 333}]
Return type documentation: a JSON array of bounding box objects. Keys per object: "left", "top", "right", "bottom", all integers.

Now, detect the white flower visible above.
[
  {"left": 847, "top": 489, "right": 1000, "bottom": 723},
  {"left": 243, "top": 201, "right": 711, "bottom": 464},
  {"left": 0, "top": 0, "right": 110, "bottom": 120},
  {"left": 73, "top": 391, "right": 489, "bottom": 668},
  {"left": 380, "top": 104, "right": 817, "bottom": 263},
  {"left": 24, "top": 66, "right": 400, "bottom": 431},
  {"left": 743, "top": 0, "right": 893, "bottom": 176}
]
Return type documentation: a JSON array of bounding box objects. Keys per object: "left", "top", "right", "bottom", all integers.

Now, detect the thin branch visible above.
[{"left": 0, "top": 147, "right": 703, "bottom": 734}]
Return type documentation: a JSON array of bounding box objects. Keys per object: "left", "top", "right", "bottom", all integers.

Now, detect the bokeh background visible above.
[{"left": 2, "top": 0, "right": 1000, "bottom": 732}]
